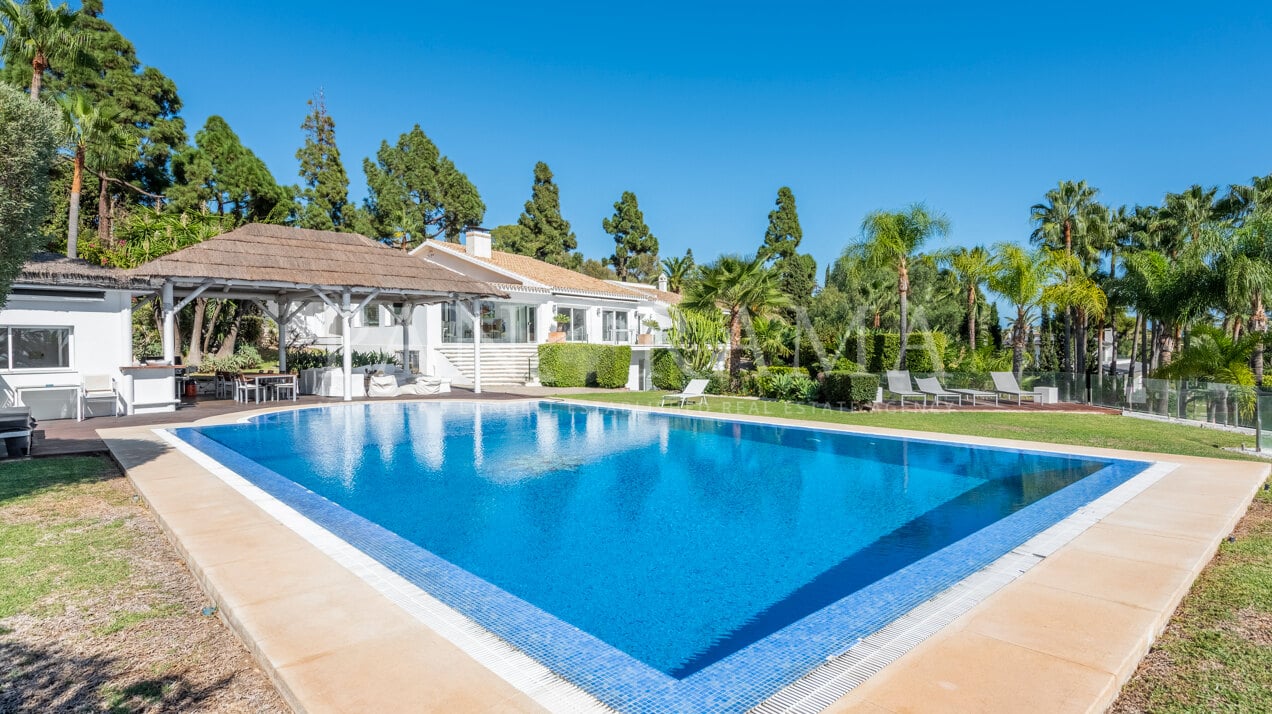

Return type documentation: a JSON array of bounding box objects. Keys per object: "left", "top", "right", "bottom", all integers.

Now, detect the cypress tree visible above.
[
  {"left": 498, "top": 161, "right": 577, "bottom": 266},
  {"left": 294, "top": 91, "right": 349, "bottom": 231},
  {"left": 0, "top": 83, "right": 59, "bottom": 305},
  {"left": 760, "top": 187, "right": 817, "bottom": 306},
  {"left": 603, "top": 191, "right": 658, "bottom": 281}
]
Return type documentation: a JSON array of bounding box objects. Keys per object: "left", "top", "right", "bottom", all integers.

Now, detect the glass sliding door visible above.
[
  {"left": 444, "top": 302, "right": 537, "bottom": 344},
  {"left": 555, "top": 307, "right": 588, "bottom": 342},
  {"left": 602, "top": 310, "right": 630, "bottom": 344}
]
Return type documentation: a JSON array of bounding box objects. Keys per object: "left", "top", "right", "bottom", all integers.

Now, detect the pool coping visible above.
[
  {"left": 161, "top": 401, "right": 1156, "bottom": 712},
  {"left": 99, "top": 398, "right": 1270, "bottom": 714}
]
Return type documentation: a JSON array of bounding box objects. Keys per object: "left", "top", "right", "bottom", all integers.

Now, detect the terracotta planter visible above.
[
  {"left": 636, "top": 333, "right": 654, "bottom": 345},
  {"left": 547, "top": 331, "right": 567, "bottom": 343}
]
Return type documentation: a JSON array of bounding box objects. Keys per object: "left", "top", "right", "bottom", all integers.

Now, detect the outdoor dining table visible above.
[{"left": 234, "top": 372, "right": 298, "bottom": 403}]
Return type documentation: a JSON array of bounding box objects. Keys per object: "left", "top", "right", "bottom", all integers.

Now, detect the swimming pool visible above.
[{"left": 171, "top": 401, "right": 1150, "bottom": 712}]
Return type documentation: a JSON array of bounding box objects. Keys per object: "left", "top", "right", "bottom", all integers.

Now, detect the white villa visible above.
[
  {"left": 312, "top": 229, "right": 680, "bottom": 391},
  {"left": 0, "top": 225, "right": 679, "bottom": 420}
]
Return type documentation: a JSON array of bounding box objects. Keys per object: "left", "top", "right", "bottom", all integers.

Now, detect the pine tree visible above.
[
  {"left": 362, "top": 124, "right": 484, "bottom": 246},
  {"left": 2, "top": 0, "right": 185, "bottom": 241},
  {"left": 169, "top": 116, "right": 290, "bottom": 224},
  {"left": 760, "top": 187, "right": 817, "bottom": 306},
  {"left": 602, "top": 191, "right": 658, "bottom": 281},
  {"left": 498, "top": 161, "right": 577, "bottom": 266},
  {"left": 294, "top": 91, "right": 349, "bottom": 231}
]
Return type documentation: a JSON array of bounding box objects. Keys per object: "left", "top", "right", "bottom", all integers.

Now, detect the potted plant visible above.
[
  {"left": 548, "top": 313, "right": 570, "bottom": 343},
  {"left": 637, "top": 318, "right": 660, "bottom": 345}
]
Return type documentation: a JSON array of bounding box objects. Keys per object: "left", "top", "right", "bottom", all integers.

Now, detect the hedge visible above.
[
  {"left": 844, "top": 332, "right": 948, "bottom": 373},
  {"left": 822, "top": 371, "right": 880, "bottom": 408},
  {"left": 651, "top": 348, "right": 689, "bottom": 390},
  {"left": 538, "top": 344, "right": 632, "bottom": 388}
]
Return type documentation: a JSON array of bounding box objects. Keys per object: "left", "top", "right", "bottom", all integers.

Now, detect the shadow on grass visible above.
[
  {"left": 0, "top": 637, "right": 235, "bottom": 713},
  {"left": 0, "top": 456, "right": 119, "bottom": 506},
  {"left": 0, "top": 437, "right": 175, "bottom": 507}
]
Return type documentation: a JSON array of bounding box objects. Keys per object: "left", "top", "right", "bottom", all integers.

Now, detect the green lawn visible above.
[
  {"left": 561, "top": 392, "right": 1262, "bottom": 461},
  {"left": 1112, "top": 484, "right": 1272, "bottom": 712}
]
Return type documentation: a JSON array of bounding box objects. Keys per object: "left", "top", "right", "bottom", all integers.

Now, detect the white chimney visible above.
[
  {"left": 465, "top": 229, "right": 492, "bottom": 259},
  {"left": 656, "top": 273, "right": 668, "bottom": 292}
]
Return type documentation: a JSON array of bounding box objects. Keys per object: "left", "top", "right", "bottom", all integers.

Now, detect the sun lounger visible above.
[
  {"left": 660, "top": 378, "right": 709, "bottom": 407},
  {"left": 914, "top": 376, "right": 962, "bottom": 406},
  {"left": 885, "top": 370, "right": 927, "bottom": 407},
  {"left": 991, "top": 371, "right": 1038, "bottom": 405},
  {"left": 948, "top": 387, "right": 998, "bottom": 406}
]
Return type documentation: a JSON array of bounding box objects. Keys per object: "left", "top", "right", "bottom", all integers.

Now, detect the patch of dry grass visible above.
[{"left": 0, "top": 456, "right": 287, "bottom": 713}]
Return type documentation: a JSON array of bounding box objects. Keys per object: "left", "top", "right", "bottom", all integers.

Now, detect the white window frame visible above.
[
  {"left": 0, "top": 325, "right": 75, "bottom": 373},
  {"left": 361, "top": 304, "right": 382, "bottom": 327}
]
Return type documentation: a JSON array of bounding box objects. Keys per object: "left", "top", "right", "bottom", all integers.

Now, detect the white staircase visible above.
[{"left": 434, "top": 344, "right": 539, "bottom": 386}]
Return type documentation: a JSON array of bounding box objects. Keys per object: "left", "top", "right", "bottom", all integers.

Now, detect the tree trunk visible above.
[
  {"left": 898, "top": 259, "right": 909, "bottom": 370},
  {"left": 967, "top": 284, "right": 977, "bottom": 349},
  {"left": 1012, "top": 307, "right": 1026, "bottom": 379},
  {"left": 727, "top": 310, "right": 744, "bottom": 377},
  {"left": 1075, "top": 309, "right": 1087, "bottom": 377},
  {"left": 1062, "top": 220, "right": 1073, "bottom": 373},
  {"left": 29, "top": 53, "right": 47, "bottom": 102},
  {"left": 97, "top": 170, "right": 111, "bottom": 242},
  {"left": 201, "top": 299, "right": 222, "bottom": 355},
  {"left": 67, "top": 149, "right": 84, "bottom": 258},
  {"left": 215, "top": 315, "right": 242, "bottom": 359},
  {"left": 187, "top": 299, "right": 207, "bottom": 366},
  {"left": 1253, "top": 293, "right": 1267, "bottom": 386},
  {"left": 1126, "top": 313, "right": 1141, "bottom": 404}
]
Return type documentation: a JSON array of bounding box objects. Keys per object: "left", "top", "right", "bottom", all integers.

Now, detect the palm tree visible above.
[
  {"left": 1157, "top": 325, "right": 1260, "bottom": 424},
  {"left": 1161, "top": 185, "right": 1219, "bottom": 254},
  {"left": 1046, "top": 250, "right": 1108, "bottom": 381},
  {"left": 937, "top": 246, "right": 993, "bottom": 349},
  {"left": 858, "top": 203, "right": 950, "bottom": 369},
  {"left": 747, "top": 315, "right": 793, "bottom": 366},
  {"left": 1203, "top": 212, "right": 1272, "bottom": 383},
  {"left": 1217, "top": 174, "right": 1272, "bottom": 222},
  {"left": 57, "top": 92, "right": 129, "bottom": 258},
  {"left": 988, "top": 244, "right": 1055, "bottom": 378},
  {"left": 660, "top": 253, "right": 694, "bottom": 294},
  {"left": 0, "top": 0, "right": 86, "bottom": 102},
  {"left": 1030, "top": 180, "right": 1101, "bottom": 373},
  {"left": 682, "top": 254, "right": 789, "bottom": 376}
]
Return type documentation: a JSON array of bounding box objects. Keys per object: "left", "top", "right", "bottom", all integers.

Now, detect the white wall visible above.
[{"left": 0, "top": 288, "right": 134, "bottom": 419}]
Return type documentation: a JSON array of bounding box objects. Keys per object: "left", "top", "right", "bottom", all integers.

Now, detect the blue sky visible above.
[{"left": 105, "top": 1, "right": 1272, "bottom": 276}]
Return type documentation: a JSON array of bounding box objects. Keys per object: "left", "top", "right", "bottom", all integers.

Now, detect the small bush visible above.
[
  {"left": 286, "top": 348, "right": 332, "bottom": 371},
  {"left": 594, "top": 345, "right": 632, "bottom": 388},
  {"left": 651, "top": 349, "right": 688, "bottom": 391},
  {"left": 742, "top": 367, "right": 814, "bottom": 399},
  {"left": 822, "top": 371, "right": 880, "bottom": 409},
  {"left": 538, "top": 344, "right": 631, "bottom": 388},
  {"left": 705, "top": 370, "right": 735, "bottom": 395}
]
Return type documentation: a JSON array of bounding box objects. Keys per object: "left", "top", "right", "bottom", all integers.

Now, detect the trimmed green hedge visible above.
[
  {"left": 651, "top": 349, "right": 689, "bottom": 391},
  {"left": 822, "top": 371, "right": 880, "bottom": 408},
  {"left": 844, "top": 332, "right": 948, "bottom": 373},
  {"left": 538, "top": 344, "right": 632, "bottom": 388}
]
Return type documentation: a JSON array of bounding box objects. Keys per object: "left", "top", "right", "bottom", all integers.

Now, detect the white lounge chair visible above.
[
  {"left": 914, "top": 376, "right": 962, "bottom": 406},
  {"left": 660, "top": 378, "right": 710, "bottom": 407},
  {"left": 991, "top": 371, "right": 1039, "bottom": 405},
  {"left": 79, "top": 374, "right": 120, "bottom": 421},
  {"left": 885, "top": 370, "right": 927, "bottom": 407}
]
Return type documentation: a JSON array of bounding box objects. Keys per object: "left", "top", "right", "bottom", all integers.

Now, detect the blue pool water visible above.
[{"left": 174, "top": 401, "right": 1148, "bottom": 711}]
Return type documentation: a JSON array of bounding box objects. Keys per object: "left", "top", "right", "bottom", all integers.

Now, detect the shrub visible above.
[
  {"left": 822, "top": 372, "right": 880, "bottom": 409},
  {"left": 286, "top": 348, "right": 332, "bottom": 371},
  {"left": 351, "top": 349, "right": 399, "bottom": 368},
  {"left": 651, "top": 348, "right": 688, "bottom": 391},
  {"left": 743, "top": 367, "right": 814, "bottom": 399},
  {"left": 538, "top": 344, "right": 631, "bottom": 388},
  {"left": 234, "top": 344, "right": 263, "bottom": 370},
  {"left": 705, "top": 370, "right": 735, "bottom": 395},
  {"left": 842, "top": 332, "right": 948, "bottom": 373},
  {"left": 594, "top": 345, "right": 632, "bottom": 388}
]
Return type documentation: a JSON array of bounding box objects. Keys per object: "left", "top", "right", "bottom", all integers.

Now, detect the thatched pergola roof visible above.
[
  {"left": 17, "top": 252, "right": 145, "bottom": 290},
  {"left": 128, "top": 223, "right": 506, "bottom": 301}
]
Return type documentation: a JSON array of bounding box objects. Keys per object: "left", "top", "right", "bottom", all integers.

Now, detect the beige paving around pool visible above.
[{"left": 98, "top": 400, "right": 1269, "bottom": 714}]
